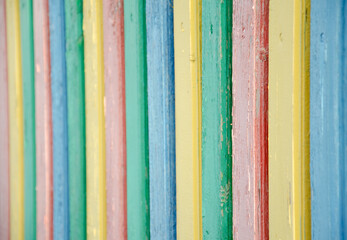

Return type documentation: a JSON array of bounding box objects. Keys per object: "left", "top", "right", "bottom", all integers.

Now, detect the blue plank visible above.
[
  {"left": 146, "top": 0, "right": 176, "bottom": 239},
  {"left": 48, "top": 0, "right": 69, "bottom": 238},
  {"left": 310, "top": 0, "right": 346, "bottom": 239}
]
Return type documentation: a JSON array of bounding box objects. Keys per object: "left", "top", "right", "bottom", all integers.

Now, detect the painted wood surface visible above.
[
  {"left": 124, "top": 0, "right": 149, "bottom": 239},
  {"left": 174, "top": 0, "right": 202, "bottom": 239},
  {"left": 83, "top": 0, "right": 106, "bottom": 239},
  {"left": 33, "top": 0, "right": 53, "bottom": 238},
  {"left": 201, "top": 0, "right": 232, "bottom": 239},
  {"left": 19, "top": 0, "right": 36, "bottom": 239},
  {"left": 232, "top": 0, "right": 268, "bottom": 239},
  {"left": 65, "top": 0, "right": 86, "bottom": 239},
  {"left": 48, "top": 0, "right": 69, "bottom": 238},
  {"left": 146, "top": 0, "right": 176, "bottom": 239},
  {"left": 102, "top": 1, "right": 127, "bottom": 239},
  {"left": 269, "top": 0, "right": 311, "bottom": 239},
  {"left": 310, "top": 0, "right": 346, "bottom": 239},
  {"left": 6, "top": 0, "right": 24, "bottom": 239},
  {"left": 0, "top": 0, "right": 10, "bottom": 239}
]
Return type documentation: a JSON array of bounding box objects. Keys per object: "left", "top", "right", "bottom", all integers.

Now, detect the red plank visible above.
[
  {"left": 33, "top": 0, "right": 53, "bottom": 239},
  {"left": 0, "top": 0, "right": 10, "bottom": 239},
  {"left": 102, "top": 1, "right": 127, "bottom": 239},
  {"left": 232, "top": 0, "right": 269, "bottom": 239}
]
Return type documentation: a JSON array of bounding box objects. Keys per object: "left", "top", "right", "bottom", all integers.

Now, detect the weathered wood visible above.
[
  {"left": 65, "top": 0, "right": 86, "bottom": 238},
  {"left": 48, "top": 0, "right": 69, "bottom": 238},
  {"left": 174, "top": 0, "right": 202, "bottom": 239},
  {"left": 83, "top": 0, "right": 106, "bottom": 239},
  {"left": 33, "top": 0, "right": 53, "bottom": 238},
  {"left": 102, "top": 0, "right": 127, "bottom": 239},
  {"left": 269, "top": 0, "right": 311, "bottom": 239},
  {"left": 232, "top": 0, "right": 268, "bottom": 239},
  {"left": 201, "top": 0, "right": 232, "bottom": 239},
  {"left": 146, "top": 0, "right": 176, "bottom": 239},
  {"left": 0, "top": 0, "right": 10, "bottom": 239},
  {"left": 124, "top": 0, "right": 149, "bottom": 238},
  {"left": 310, "top": 0, "right": 346, "bottom": 239},
  {"left": 7, "top": 0, "right": 24, "bottom": 239}
]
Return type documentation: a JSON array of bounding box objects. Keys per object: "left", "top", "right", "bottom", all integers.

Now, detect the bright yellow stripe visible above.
[
  {"left": 174, "top": 0, "right": 202, "bottom": 239},
  {"left": 6, "top": 0, "right": 24, "bottom": 239},
  {"left": 269, "top": 0, "right": 310, "bottom": 239},
  {"left": 83, "top": 0, "right": 106, "bottom": 239}
]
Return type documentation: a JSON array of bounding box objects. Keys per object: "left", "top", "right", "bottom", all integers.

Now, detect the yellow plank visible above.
[
  {"left": 83, "top": 0, "right": 106, "bottom": 239},
  {"left": 269, "top": 0, "right": 311, "bottom": 239},
  {"left": 6, "top": 0, "right": 24, "bottom": 239},
  {"left": 174, "top": 0, "right": 202, "bottom": 239}
]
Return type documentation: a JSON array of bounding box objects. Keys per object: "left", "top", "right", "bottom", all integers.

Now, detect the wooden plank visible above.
[
  {"left": 146, "top": 0, "right": 176, "bottom": 239},
  {"left": 48, "top": 0, "right": 69, "bottom": 238},
  {"left": 310, "top": 0, "right": 346, "bottom": 238},
  {"left": 174, "top": 0, "right": 201, "bottom": 239},
  {"left": 65, "top": 0, "right": 86, "bottom": 239},
  {"left": 83, "top": 0, "right": 106, "bottom": 239},
  {"left": 201, "top": 0, "right": 232, "bottom": 239},
  {"left": 0, "top": 0, "right": 10, "bottom": 239},
  {"left": 19, "top": 0, "right": 36, "bottom": 238},
  {"left": 102, "top": 1, "right": 127, "bottom": 239},
  {"left": 269, "top": 0, "right": 311, "bottom": 239},
  {"left": 232, "top": 1, "right": 268, "bottom": 239},
  {"left": 6, "top": 0, "right": 24, "bottom": 239},
  {"left": 124, "top": 0, "right": 149, "bottom": 238}
]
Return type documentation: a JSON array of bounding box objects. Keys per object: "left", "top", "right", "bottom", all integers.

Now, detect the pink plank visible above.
[
  {"left": 33, "top": 0, "right": 53, "bottom": 239},
  {"left": 232, "top": 0, "right": 269, "bottom": 239},
  {"left": 103, "top": 1, "right": 127, "bottom": 239},
  {"left": 0, "top": 0, "right": 10, "bottom": 239}
]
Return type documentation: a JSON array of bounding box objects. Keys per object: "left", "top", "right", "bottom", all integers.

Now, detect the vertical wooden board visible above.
[
  {"left": 232, "top": 0, "right": 268, "bottom": 239},
  {"left": 83, "top": 0, "right": 106, "bottom": 239},
  {"left": 310, "top": 0, "right": 346, "bottom": 239},
  {"left": 65, "top": 0, "right": 86, "bottom": 239},
  {"left": 102, "top": 1, "right": 127, "bottom": 239},
  {"left": 124, "top": 0, "right": 149, "bottom": 239},
  {"left": 174, "top": 0, "right": 201, "bottom": 239},
  {"left": 0, "top": 0, "right": 10, "bottom": 239},
  {"left": 33, "top": 0, "right": 53, "bottom": 238},
  {"left": 146, "top": 0, "right": 176, "bottom": 239},
  {"left": 201, "top": 0, "right": 232, "bottom": 239},
  {"left": 6, "top": 0, "right": 24, "bottom": 239},
  {"left": 269, "top": 0, "right": 311, "bottom": 239},
  {"left": 48, "top": 0, "right": 69, "bottom": 238},
  {"left": 19, "top": 0, "right": 36, "bottom": 239}
]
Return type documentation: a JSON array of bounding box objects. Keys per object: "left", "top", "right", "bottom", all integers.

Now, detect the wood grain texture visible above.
[
  {"left": 124, "top": 0, "right": 149, "bottom": 239},
  {"left": 0, "top": 0, "right": 10, "bottom": 239},
  {"left": 269, "top": 0, "right": 311, "bottom": 239},
  {"left": 6, "top": 0, "right": 24, "bottom": 239},
  {"left": 48, "top": 0, "right": 69, "bottom": 238},
  {"left": 102, "top": 1, "right": 127, "bottom": 239},
  {"left": 201, "top": 0, "right": 232, "bottom": 239},
  {"left": 65, "top": 0, "right": 86, "bottom": 239},
  {"left": 33, "top": 0, "right": 53, "bottom": 239},
  {"left": 232, "top": 1, "right": 268, "bottom": 239},
  {"left": 83, "top": 0, "right": 106, "bottom": 239},
  {"left": 310, "top": 0, "right": 346, "bottom": 239},
  {"left": 19, "top": 0, "right": 36, "bottom": 238},
  {"left": 146, "top": 0, "right": 176, "bottom": 239},
  {"left": 174, "top": 0, "right": 202, "bottom": 239}
]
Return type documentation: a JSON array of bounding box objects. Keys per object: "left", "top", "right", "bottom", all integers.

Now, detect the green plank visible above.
[
  {"left": 124, "top": 0, "right": 149, "bottom": 239},
  {"left": 201, "top": 0, "right": 233, "bottom": 239},
  {"left": 65, "top": 0, "right": 86, "bottom": 239},
  {"left": 19, "top": 0, "right": 36, "bottom": 239}
]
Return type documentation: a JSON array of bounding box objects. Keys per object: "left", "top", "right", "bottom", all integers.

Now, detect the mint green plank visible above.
[
  {"left": 65, "top": 0, "right": 86, "bottom": 239},
  {"left": 201, "top": 0, "right": 233, "bottom": 239},
  {"left": 19, "top": 0, "right": 36, "bottom": 238},
  {"left": 124, "top": 0, "right": 149, "bottom": 239}
]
